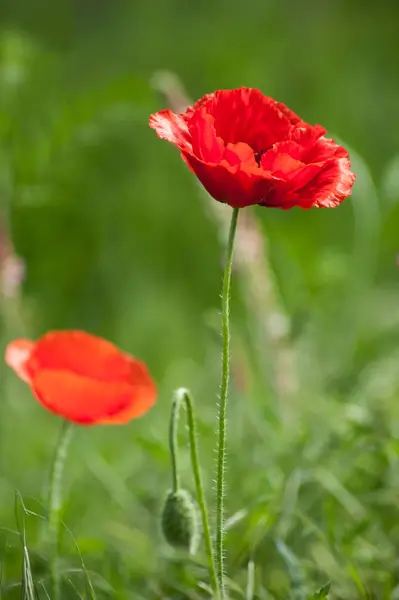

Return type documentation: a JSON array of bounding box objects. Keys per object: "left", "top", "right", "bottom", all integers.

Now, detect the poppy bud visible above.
[{"left": 161, "top": 489, "right": 199, "bottom": 554}]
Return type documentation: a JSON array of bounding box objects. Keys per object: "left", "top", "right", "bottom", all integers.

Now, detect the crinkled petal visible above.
[
  {"left": 302, "top": 135, "right": 349, "bottom": 163},
  {"left": 273, "top": 101, "right": 303, "bottom": 125},
  {"left": 290, "top": 124, "right": 326, "bottom": 147},
  {"left": 285, "top": 162, "right": 326, "bottom": 190},
  {"left": 201, "top": 88, "right": 293, "bottom": 151},
  {"left": 184, "top": 92, "right": 216, "bottom": 118},
  {"left": 262, "top": 141, "right": 305, "bottom": 162},
  {"left": 149, "top": 109, "right": 192, "bottom": 153},
  {"left": 188, "top": 108, "right": 224, "bottom": 162},
  {"left": 261, "top": 156, "right": 355, "bottom": 209},
  {"left": 294, "top": 156, "right": 356, "bottom": 208}
]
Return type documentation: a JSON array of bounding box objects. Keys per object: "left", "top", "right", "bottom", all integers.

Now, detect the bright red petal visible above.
[
  {"left": 100, "top": 377, "right": 155, "bottom": 423},
  {"left": 302, "top": 135, "right": 349, "bottom": 163},
  {"left": 261, "top": 145, "right": 304, "bottom": 176},
  {"left": 189, "top": 108, "right": 224, "bottom": 163},
  {"left": 273, "top": 101, "right": 303, "bottom": 125},
  {"left": 28, "top": 331, "right": 134, "bottom": 382},
  {"left": 290, "top": 124, "right": 326, "bottom": 147},
  {"left": 263, "top": 141, "right": 305, "bottom": 162},
  {"left": 183, "top": 151, "right": 278, "bottom": 208},
  {"left": 223, "top": 142, "right": 258, "bottom": 169},
  {"left": 31, "top": 370, "right": 141, "bottom": 425},
  {"left": 202, "top": 88, "right": 293, "bottom": 152},
  {"left": 5, "top": 339, "right": 35, "bottom": 383},
  {"left": 101, "top": 357, "right": 156, "bottom": 423},
  {"left": 292, "top": 156, "right": 356, "bottom": 208},
  {"left": 186, "top": 92, "right": 215, "bottom": 116},
  {"left": 149, "top": 109, "right": 192, "bottom": 153}
]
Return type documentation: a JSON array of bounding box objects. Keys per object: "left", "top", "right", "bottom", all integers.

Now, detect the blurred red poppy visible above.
[
  {"left": 149, "top": 87, "right": 355, "bottom": 209},
  {"left": 5, "top": 330, "right": 157, "bottom": 425}
]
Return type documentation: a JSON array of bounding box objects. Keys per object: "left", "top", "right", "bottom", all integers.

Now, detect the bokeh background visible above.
[{"left": 1, "top": 0, "right": 399, "bottom": 598}]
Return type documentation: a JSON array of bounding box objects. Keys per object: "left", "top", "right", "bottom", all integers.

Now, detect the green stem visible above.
[
  {"left": 170, "top": 388, "right": 220, "bottom": 598},
  {"left": 216, "top": 206, "right": 239, "bottom": 597},
  {"left": 48, "top": 420, "right": 74, "bottom": 600},
  {"left": 169, "top": 394, "right": 180, "bottom": 493}
]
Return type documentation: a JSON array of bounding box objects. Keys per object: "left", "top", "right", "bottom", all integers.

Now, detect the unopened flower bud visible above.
[{"left": 161, "top": 489, "right": 199, "bottom": 554}]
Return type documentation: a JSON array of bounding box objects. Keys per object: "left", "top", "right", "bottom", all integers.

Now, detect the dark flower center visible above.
[{"left": 254, "top": 148, "right": 268, "bottom": 167}]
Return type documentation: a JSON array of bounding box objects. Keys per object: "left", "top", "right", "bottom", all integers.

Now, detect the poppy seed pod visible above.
[{"left": 161, "top": 489, "right": 199, "bottom": 554}]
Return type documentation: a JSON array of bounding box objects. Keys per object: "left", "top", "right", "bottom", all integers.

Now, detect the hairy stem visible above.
[
  {"left": 216, "top": 206, "right": 239, "bottom": 597},
  {"left": 170, "top": 388, "right": 219, "bottom": 598}
]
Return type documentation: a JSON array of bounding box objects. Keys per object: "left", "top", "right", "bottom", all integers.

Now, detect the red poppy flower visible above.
[
  {"left": 149, "top": 87, "right": 355, "bottom": 209},
  {"left": 5, "top": 330, "right": 157, "bottom": 425}
]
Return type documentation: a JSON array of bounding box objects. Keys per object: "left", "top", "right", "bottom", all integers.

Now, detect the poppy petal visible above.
[
  {"left": 223, "top": 142, "right": 257, "bottom": 169},
  {"left": 5, "top": 339, "right": 35, "bottom": 383},
  {"left": 290, "top": 124, "right": 326, "bottom": 147},
  {"left": 29, "top": 330, "right": 135, "bottom": 382},
  {"left": 293, "top": 157, "right": 356, "bottom": 208},
  {"left": 203, "top": 88, "right": 293, "bottom": 151},
  {"left": 149, "top": 109, "right": 192, "bottom": 153},
  {"left": 189, "top": 108, "right": 224, "bottom": 163},
  {"left": 99, "top": 361, "right": 157, "bottom": 424},
  {"left": 261, "top": 156, "right": 355, "bottom": 209},
  {"left": 183, "top": 151, "right": 279, "bottom": 208},
  {"left": 261, "top": 148, "right": 304, "bottom": 176},
  {"left": 264, "top": 141, "right": 304, "bottom": 162},
  {"left": 273, "top": 101, "right": 303, "bottom": 125},
  {"left": 302, "top": 135, "right": 350, "bottom": 163},
  {"left": 31, "top": 369, "right": 145, "bottom": 425}
]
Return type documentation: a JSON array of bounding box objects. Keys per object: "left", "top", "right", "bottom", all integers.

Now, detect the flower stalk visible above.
[
  {"left": 168, "top": 388, "right": 219, "bottom": 598},
  {"left": 48, "top": 420, "right": 74, "bottom": 600},
  {"left": 216, "top": 206, "right": 239, "bottom": 597}
]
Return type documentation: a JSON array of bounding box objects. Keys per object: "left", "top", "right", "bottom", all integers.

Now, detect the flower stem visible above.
[
  {"left": 216, "top": 206, "right": 239, "bottom": 597},
  {"left": 169, "top": 394, "right": 181, "bottom": 494},
  {"left": 170, "top": 388, "right": 220, "bottom": 598},
  {"left": 48, "top": 420, "right": 74, "bottom": 600}
]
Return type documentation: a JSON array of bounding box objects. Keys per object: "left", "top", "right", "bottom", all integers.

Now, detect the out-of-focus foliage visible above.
[{"left": 1, "top": 0, "right": 399, "bottom": 598}]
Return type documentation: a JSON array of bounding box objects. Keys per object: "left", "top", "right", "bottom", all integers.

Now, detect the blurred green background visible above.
[{"left": 1, "top": 0, "right": 399, "bottom": 598}]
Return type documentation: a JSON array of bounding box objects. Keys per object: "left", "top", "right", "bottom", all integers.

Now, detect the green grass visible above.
[{"left": 1, "top": 1, "right": 399, "bottom": 597}]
